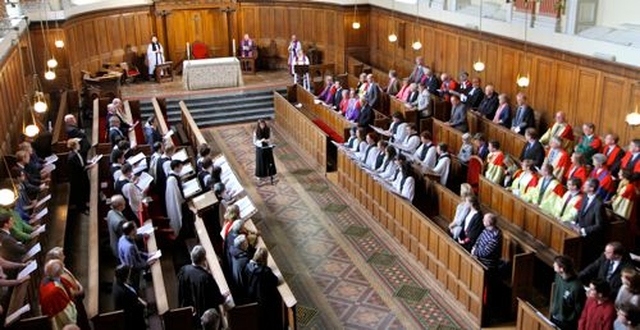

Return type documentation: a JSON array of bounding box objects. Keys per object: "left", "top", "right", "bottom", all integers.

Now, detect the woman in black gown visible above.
[{"left": 253, "top": 119, "right": 277, "bottom": 183}]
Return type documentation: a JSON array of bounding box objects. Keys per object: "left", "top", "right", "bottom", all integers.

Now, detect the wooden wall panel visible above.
[
  {"left": 551, "top": 63, "right": 575, "bottom": 119},
  {"left": 599, "top": 76, "right": 629, "bottom": 139},
  {"left": 530, "top": 57, "right": 555, "bottom": 117},
  {"left": 574, "top": 69, "right": 601, "bottom": 126}
]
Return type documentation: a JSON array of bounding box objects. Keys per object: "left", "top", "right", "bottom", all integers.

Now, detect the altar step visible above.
[{"left": 139, "top": 87, "right": 288, "bottom": 128}]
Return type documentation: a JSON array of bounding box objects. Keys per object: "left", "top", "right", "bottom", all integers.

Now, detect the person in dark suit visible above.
[
  {"left": 67, "top": 138, "right": 95, "bottom": 213},
  {"left": 520, "top": 128, "right": 545, "bottom": 168},
  {"left": 423, "top": 68, "right": 440, "bottom": 95},
  {"left": 475, "top": 84, "right": 499, "bottom": 119},
  {"left": 143, "top": 116, "right": 162, "bottom": 149},
  {"left": 474, "top": 133, "right": 490, "bottom": 160},
  {"left": 511, "top": 92, "right": 535, "bottom": 135},
  {"left": 364, "top": 74, "right": 380, "bottom": 110},
  {"left": 457, "top": 195, "right": 484, "bottom": 251},
  {"left": 357, "top": 98, "right": 374, "bottom": 128},
  {"left": 64, "top": 114, "right": 91, "bottom": 160},
  {"left": 0, "top": 214, "right": 27, "bottom": 262},
  {"left": 112, "top": 264, "right": 147, "bottom": 330},
  {"left": 575, "top": 178, "right": 606, "bottom": 263},
  {"left": 244, "top": 247, "right": 281, "bottom": 330},
  {"left": 578, "top": 241, "right": 632, "bottom": 298},
  {"left": 108, "top": 116, "right": 127, "bottom": 147},
  {"left": 462, "top": 78, "right": 485, "bottom": 109},
  {"left": 405, "top": 83, "right": 419, "bottom": 106},
  {"left": 444, "top": 95, "right": 468, "bottom": 133}
]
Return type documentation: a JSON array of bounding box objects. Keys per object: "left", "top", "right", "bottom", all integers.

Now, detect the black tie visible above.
[
  {"left": 538, "top": 178, "right": 550, "bottom": 204},
  {"left": 420, "top": 144, "right": 430, "bottom": 161},
  {"left": 607, "top": 261, "right": 615, "bottom": 281},
  {"left": 559, "top": 194, "right": 575, "bottom": 217}
]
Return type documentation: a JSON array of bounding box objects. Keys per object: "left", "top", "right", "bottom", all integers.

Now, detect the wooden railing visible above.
[
  {"left": 478, "top": 175, "right": 583, "bottom": 264},
  {"left": 151, "top": 97, "right": 174, "bottom": 148},
  {"left": 336, "top": 149, "right": 487, "bottom": 326},
  {"left": 122, "top": 101, "right": 138, "bottom": 149},
  {"left": 516, "top": 298, "right": 558, "bottom": 330},
  {"left": 274, "top": 92, "right": 329, "bottom": 173},
  {"left": 179, "top": 101, "right": 207, "bottom": 147},
  {"left": 86, "top": 160, "right": 100, "bottom": 320},
  {"left": 309, "top": 63, "right": 336, "bottom": 93},
  {"left": 432, "top": 118, "right": 467, "bottom": 155},
  {"left": 145, "top": 219, "right": 169, "bottom": 315},
  {"left": 389, "top": 97, "right": 417, "bottom": 124},
  {"left": 469, "top": 112, "right": 527, "bottom": 160},
  {"left": 51, "top": 91, "right": 68, "bottom": 153},
  {"left": 296, "top": 85, "right": 353, "bottom": 140}
]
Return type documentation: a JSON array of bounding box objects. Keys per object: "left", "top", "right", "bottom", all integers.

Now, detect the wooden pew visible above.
[
  {"left": 309, "top": 63, "right": 336, "bottom": 93},
  {"left": 179, "top": 101, "right": 207, "bottom": 148},
  {"left": 470, "top": 112, "right": 527, "bottom": 161},
  {"left": 295, "top": 85, "right": 352, "bottom": 142},
  {"left": 144, "top": 219, "right": 170, "bottom": 316},
  {"left": 273, "top": 92, "right": 329, "bottom": 173},
  {"left": 516, "top": 298, "right": 557, "bottom": 330},
  {"left": 151, "top": 97, "right": 175, "bottom": 148},
  {"left": 51, "top": 90, "right": 69, "bottom": 154},
  {"left": 86, "top": 158, "right": 100, "bottom": 321},
  {"left": 93, "top": 97, "right": 112, "bottom": 155},
  {"left": 432, "top": 118, "right": 466, "bottom": 155},
  {"left": 478, "top": 175, "right": 583, "bottom": 265},
  {"left": 92, "top": 310, "right": 125, "bottom": 330},
  {"left": 336, "top": 149, "right": 487, "bottom": 326},
  {"left": 389, "top": 97, "right": 417, "bottom": 124}
]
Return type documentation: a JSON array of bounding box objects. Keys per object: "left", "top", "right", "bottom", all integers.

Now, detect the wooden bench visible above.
[
  {"left": 179, "top": 101, "right": 207, "bottom": 148},
  {"left": 51, "top": 90, "right": 69, "bottom": 154},
  {"left": 296, "top": 85, "right": 352, "bottom": 142},
  {"left": 469, "top": 111, "right": 527, "bottom": 161},
  {"left": 151, "top": 98, "right": 175, "bottom": 148},
  {"left": 93, "top": 97, "right": 113, "bottom": 155},
  {"left": 336, "top": 149, "right": 488, "bottom": 326},
  {"left": 274, "top": 92, "right": 330, "bottom": 173},
  {"left": 516, "top": 298, "right": 557, "bottom": 330},
  {"left": 86, "top": 160, "right": 100, "bottom": 322}
]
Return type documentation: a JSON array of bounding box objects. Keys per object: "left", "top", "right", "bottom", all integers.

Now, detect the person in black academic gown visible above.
[
  {"left": 253, "top": 119, "right": 277, "bottom": 182},
  {"left": 112, "top": 265, "right": 147, "bottom": 330},
  {"left": 67, "top": 138, "right": 95, "bottom": 213},
  {"left": 177, "top": 245, "right": 226, "bottom": 328},
  {"left": 244, "top": 247, "right": 281, "bottom": 330}
]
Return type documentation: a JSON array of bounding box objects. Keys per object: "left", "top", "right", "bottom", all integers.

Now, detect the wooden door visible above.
[{"left": 165, "top": 9, "right": 230, "bottom": 61}]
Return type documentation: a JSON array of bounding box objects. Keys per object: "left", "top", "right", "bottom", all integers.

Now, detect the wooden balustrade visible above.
[
  {"left": 432, "top": 118, "right": 466, "bottom": 155},
  {"left": 179, "top": 101, "right": 207, "bottom": 147},
  {"left": 273, "top": 92, "right": 329, "bottom": 173},
  {"left": 122, "top": 101, "right": 138, "bottom": 149},
  {"left": 309, "top": 63, "right": 336, "bottom": 93},
  {"left": 296, "top": 85, "right": 352, "bottom": 141},
  {"left": 51, "top": 91, "right": 69, "bottom": 154},
  {"left": 336, "top": 149, "right": 487, "bottom": 326},
  {"left": 151, "top": 98, "right": 175, "bottom": 148},
  {"left": 516, "top": 298, "right": 557, "bottom": 330},
  {"left": 478, "top": 175, "right": 583, "bottom": 265},
  {"left": 389, "top": 97, "right": 417, "bottom": 124},
  {"left": 86, "top": 160, "right": 100, "bottom": 321},
  {"left": 470, "top": 112, "right": 527, "bottom": 160}
]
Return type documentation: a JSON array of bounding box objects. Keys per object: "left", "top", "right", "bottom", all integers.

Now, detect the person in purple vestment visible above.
[
  {"left": 317, "top": 76, "right": 335, "bottom": 105},
  {"left": 287, "top": 35, "right": 302, "bottom": 74},
  {"left": 345, "top": 90, "right": 361, "bottom": 123},
  {"left": 240, "top": 34, "right": 255, "bottom": 58}
]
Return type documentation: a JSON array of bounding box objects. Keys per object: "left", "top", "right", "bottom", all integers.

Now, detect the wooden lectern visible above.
[{"left": 154, "top": 61, "right": 174, "bottom": 83}]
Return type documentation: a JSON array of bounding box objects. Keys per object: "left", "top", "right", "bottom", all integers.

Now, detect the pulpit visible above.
[{"left": 155, "top": 62, "right": 174, "bottom": 83}]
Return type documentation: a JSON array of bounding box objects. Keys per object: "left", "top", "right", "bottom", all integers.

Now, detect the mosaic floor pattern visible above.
[{"left": 204, "top": 124, "right": 473, "bottom": 330}]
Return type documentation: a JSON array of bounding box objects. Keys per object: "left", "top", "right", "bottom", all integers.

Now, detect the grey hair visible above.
[{"left": 190, "top": 245, "right": 206, "bottom": 265}]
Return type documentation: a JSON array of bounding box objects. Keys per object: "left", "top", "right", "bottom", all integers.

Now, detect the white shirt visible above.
[
  {"left": 402, "top": 134, "right": 421, "bottom": 154},
  {"left": 392, "top": 172, "right": 415, "bottom": 201},
  {"left": 390, "top": 122, "right": 408, "bottom": 143},
  {"left": 378, "top": 156, "right": 398, "bottom": 180},
  {"left": 120, "top": 176, "right": 143, "bottom": 214},
  {"left": 431, "top": 153, "right": 451, "bottom": 186},
  {"left": 360, "top": 144, "right": 379, "bottom": 169},
  {"left": 413, "top": 142, "right": 437, "bottom": 169}
]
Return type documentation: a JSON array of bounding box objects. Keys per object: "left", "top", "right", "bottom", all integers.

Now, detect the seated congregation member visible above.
[
  {"left": 590, "top": 153, "right": 615, "bottom": 201},
  {"left": 413, "top": 131, "right": 437, "bottom": 169},
  {"left": 397, "top": 124, "right": 421, "bottom": 154},
  {"left": 540, "top": 111, "right": 575, "bottom": 152},
  {"left": 566, "top": 152, "right": 588, "bottom": 185},
  {"left": 620, "top": 139, "right": 640, "bottom": 185},
  {"left": 119, "top": 221, "right": 156, "bottom": 291},
  {"left": 108, "top": 116, "right": 127, "bottom": 147},
  {"left": 551, "top": 255, "right": 586, "bottom": 330},
  {"left": 64, "top": 114, "right": 90, "bottom": 160},
  {"left": 429, "top": 143, "right": 452, "bottom": 186},
  {"left": 456, "top": 195, "right": 483, "bottom": 251},
  {"left": 178, "top": 245, "right": 226, "bottom": 324},
  {"left": 575, "top": 178, "right": 606, "bottom": 262},
  {"left": 39, "top": 260, "right": 78, "bottom": 329},
  {"left": 317, "top": 75, "right": 335, "bottom": 105},
  {"left": 67, "top": 138, "right": 94, "bottom": 213},
  {"left": 46, "top": 248, "right": 89, "bottom": 330},
  {"left": 471, "top": 213, "right": 503, "bottom": 269},
  {"left": 197, "top": 143, "right": 211, "bottom": 172},
  {"left": 555, "top": 178, "right": 584, "bottom": 223},
  {"left": 230, "top": 235, "right": 252, "bottom": 301},
  {"left": 108, "top": 195, "right": 128, "bottom": 258},
  {"left": 611, "top": 170, "right": 637, "bottom": 220},
  {"left": 0, "top": 213, "right": 27, "bottom": 262},
  {"left": 359, "top": 133, "right": 380, "bottom": 169},
  {"left": 545, "top": 137, "right": 572, "bottom": 180},
  {"left": 474, "top": 133, "right": 489, "bottom": 160},
  {"left": 458, "top": 133, "right": 473, "bottom": 164},
  {"left": 530, "top": 164, "right": 566, "bottom": 212},
  {"left": 579, "top": 242, "right": 632, "bottom": 299},
  {"left": 461, "top": 78, "right": 485, "bottom": 109},
  {"left": 576, "top": 123, "right": 603, "bottom": 165},
  {"left": 509, "top": 159, "right": 539, "bottom": 199},
  {"left": 404, "top": 83, "right": 419, "bottom": 106},
  {"left": 385, "top": 69, "right": 401, "bottom": 96},
  {"left": 391, "top": 159, "right": 415, "bottom": 201},
  {"left": 115, "top": 163, "right": 142, "bottom": 221},
  {"left": 578, "top": 279, "right": 616, "bottom": 330},
  {"left": 444, "top": 95, "right": 468, "bottom": 133},
  {"left": 376, "top": 145, "right": 398, "bottom": 181},
  {"left": 364, "top": 74, "right": 380, "bottom": 110},
  {"left": 492, "top": 93, "right": 512, "bottom": 128},
  {"left": 244, "top": 247, "right": 281, "bottom": 330},
  {"left": 511, "top": 92, "right": 535, "bottom": 135},
  {"left": 458, "top": 71, "right": 471, "bottom": 92},
  {"left": 385, "top": 112, "right": 408, "bottom": 143},
  {"left": 344, "top": 90, "right": 361, "bottom": 123},
  {"left": 333, "top": 80, "right": 345, "bottom": 107},
  {"left": 144, "top": 116, "right": 163, "bottom": 149},
  {"left": 166, "top": 160, "right": 187, "bottom": 237},
  {"left": 448, "top": 183, "right": 474, "bottom": 240},
  {"left": 112, "top": 265, "right": 147, "bottom": 330},
  {"left": 357, "top": 98, "right": 374, "bottom": 128},
  {"left": 485, "top": 141, "right": 506, "bottom": 185},
  {"left": 603, "top": 134, "right": 626, "bottom": 176},
  {"left": 521, "top": 128, "right": 545, "bottom": 168},
  {"left": 439, "top": 73, "right": 458, "bottom": 102},
  {"left": 408, "top": 56, "right": 426, "bottom": 84},
  {"left": 475, "top": 84, "right": 498, "bottom": 119},
  {"left": 395, "top": 78, "right": 411, "bottom": 102}
]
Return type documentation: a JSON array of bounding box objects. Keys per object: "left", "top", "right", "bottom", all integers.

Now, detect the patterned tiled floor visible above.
[{"left": 204, "top": 124, "right": 473, "bottom": 330}]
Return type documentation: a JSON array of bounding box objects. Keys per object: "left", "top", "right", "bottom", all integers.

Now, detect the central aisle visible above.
[{"left": 204, "top": 124, "right": 471, "bottom": 330}]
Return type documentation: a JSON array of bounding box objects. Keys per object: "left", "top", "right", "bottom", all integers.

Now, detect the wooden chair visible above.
[{"left": 192, "top": 42, "right": 208, "bottom": 59}]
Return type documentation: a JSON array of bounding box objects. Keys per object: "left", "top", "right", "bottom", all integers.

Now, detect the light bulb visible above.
[
  {"left": 47, "top": 58, "right": 58, "bottom": 68},
  {"left": 55, "top": 40, "right": 64, "bottom": 48},
  {"left": 45, "top": 69, "right": 56, "bottom": 80},
  {"left": 516, "top": 74, "right": 530, "bottom": 88},
  {"left": 473, "top": 61, "right": 485, "bottom": 73},
  {"left": 0, "top": 189, "right": 16, "bottom": 207},
  {"left": 34, "top": 100, "right": 48, "bottom": 113},
  {"left": 412, "top": 41, "right": 422, "bottom": 50},
  {"left": 626, "top": 106, "right": 640, "bottom": 126},
  {"left": 25, "top": 124, "right": 39, "bottom": 137},
  {"left": 388, "top": 34, "right": 398, "bottom": 42},
  {"left": 352, "top": 21, "right": 361, "bottom": 30}
]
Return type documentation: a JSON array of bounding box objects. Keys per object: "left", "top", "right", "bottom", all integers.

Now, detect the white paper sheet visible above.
[
  {"left": 173, "top": 149, "right": 189, "bottom": 162},
  {"left": 4, "top": 304, "right": 30, "bottom": 325},
  {"left": 25, "top": 242, "right": 41, "bottom": 260},
  {"left": 182, "top": 178, "right": 202, "bottom": 199},
  {"left": 135, "top": 172, "right": 154, "bottom": 191},
  {"left": 34, "top": 208, "right": 48, "bottom": 222},
  {"left": 35, "top": 194, "right": 51, "bottom": 209},
  {"left": 137, "top": 223, "right": 154, "bottom": 235},
  {"left": 17, "top": 260, "right": 37, "bottom": 280},
  {"left": 127, "top": 152, "right": 146, "bottom": 165}
]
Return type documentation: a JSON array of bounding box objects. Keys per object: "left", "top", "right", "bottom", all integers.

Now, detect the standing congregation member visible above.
[
  {"left": 408, "top": 57, "right": 426, "bottom": 84},
  {"left": 457, "top": 195, "right": 483, "bottom": 252},
  {"left": 292, "top": 49, "right": 310, "bottom": 90},
  {"left": 492, "top": 93, "right": 512, "bottom": 128},
  {"left": 555, "top": 178, "right": 584, "bottom": 223},
  {"left": 364, "top": 74, "right": 380, "bottom": 110},
  {"left": 475, "top": 84, "right": 498, "bottom": 119},
  {"left": 385, "top": 112, "right": 408, "bottom": 143},
  {"left": 575, "top": 123, "right": 603, "bottom": 165},
  {"left": 511, "top": 92, "right": 535, "bottom": 135},
  {"left": 530, "top": 164, "right": 566, "bottom": 213},
  {"left": 471, "top": 213, "right": 503, "bottom": 269},
  {"left": 240, "top": 34, "right": 255, "bottom": 58},
  {"left": 244, "top": 247, "right": 281, "bottom": 330},
  {"left": 253, "top": 119, "right": 277, "bottom": 183},
  {"left": 166, "top": 160, "right": 186, "bottom": 237},
  {"left": 449, "top": 184, "right": 474, "bottom": 240},
  {"left": 40, "top": 260, "right": 78, "bottom": 330},
  {"left": 144, "top": 116, "right": 162, "bottom": 148},
  {"left": 579, "top": 242, "right": 632, "bottom": 299},
  {"left": 67, "top": 138, "right": 94, "bottom": 213},
  {"left": 287, "top": 35, "right": 302, "bottom": 75},
  {"left": 461, "top": 78, "right": 485, "bottom": 109},
  {"left": 551, "top": 255, "right": 585, "bottom": 330},
  {"left": 546, "top": 137, "right": 572, "bottom": 180},
  {"left": 485, "top": 141, "right": 505, "bottom": 185},
  {"left": 578, "top": 279, "right": 616, "bottom": 330},
  {"left": 413, "top": 131, "right": 437, "bottom": 169},
  {"left": 603, "top": 134, "right": 626, "bottom": 176},
  {"left": 118, "top": 221, "right": 156, "bottom": 291},
  {"left": 107, "top": 195, "right": 128, "bottom": 258},
  {"left": 112, "top": 265, "right": 147, "bottom": 330},
  {"left": 429, "top": 143, "right": 452, "bottom": 186},
  {"left": 147, "top": 35, "right": 165, "bottom": 77},
  {"left": 385, "top": 70, "right": 401, "bottom": 96},
  {"left": 575, "top": 178, "right": 606, "bottom": 264},
  {"left": 521, "top": 128, "right": 545, "bottom": 168}
]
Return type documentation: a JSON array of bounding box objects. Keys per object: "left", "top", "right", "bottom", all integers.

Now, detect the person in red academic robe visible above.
[
  {"left": 620, "top": 139, "right": 640, "bottom": 188},
  {"left": 610, "top": 170, "right": 637, "bottom": 223},
  {"left": 602, "top": 133, "right": 626, "bottom": 176},
  {"left": 565, "top": 152, "right": 588, "bottom": 186},
  {"left": 509, "top": 159, "right": 539, "bottom": 199},
  {"left": 40, "top": 260, "right": 77, "bottom": 330},
  {"left": 545, "top": 137, "right": 571, "bottom": 180},
  {"left": 540, "top": 111, "right": 575, "bottom": 152},
  {"left": 578, "top": 279, "right": 616, "bottom": 330},
  {"left": 589, "top": 154, "right": 615, "bottom": 201},
  {"left": 439, "top": 73, "right": 458, "bottom": 102}
]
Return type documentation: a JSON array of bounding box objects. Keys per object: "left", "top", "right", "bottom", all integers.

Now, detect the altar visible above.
[{"left": 182, "top": 57, "right": 244, "bottom": 91}]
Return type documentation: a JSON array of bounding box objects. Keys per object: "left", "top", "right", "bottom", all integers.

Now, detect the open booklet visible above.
[
  {"left": 182, "top": 178, "right": 202, "bottom": 199},
  {"left": 369, "top": 125, "right": 390, "bottom": 137},
  {"left": 180, "top": 163, "right": 195, "bottom": 178},
  {"left": 135, "top": 172, "right": 154, "bottom": 191},
  {"left": 173, "top": 149, "right": 189, "bottom": 162},
  {"left": 233, "top": 196, "right": 257, "bottom": 220},
  {"left": 127, "top": 152, "right": 146, "bottom": 165}
]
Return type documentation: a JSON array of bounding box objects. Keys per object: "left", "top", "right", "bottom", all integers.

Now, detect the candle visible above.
[
  {"left": 186, "top": 42, "right": 190, "bottom": 59},
  {"left": 232, "top": 39, "right": 236, "bottom": 57}
]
